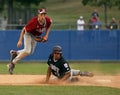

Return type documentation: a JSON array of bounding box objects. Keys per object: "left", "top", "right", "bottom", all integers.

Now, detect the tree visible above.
[
  {"left": 82, "top": 0, "right": 120, "bottom": 9},
  {"left": 15, "top": 0, "right": 45, "bottom": 6},
  {"left": 1, "top": 0, "right": 46, "bottom": 25},
  {"left": 0, "top": 0, "right": 46, "bottom": 12},
  {"left": 81, "top": 0, "right": 120, "bottom": 26},
  {"left": 0, "top": 0, "right": 5, "bottom": 12}
]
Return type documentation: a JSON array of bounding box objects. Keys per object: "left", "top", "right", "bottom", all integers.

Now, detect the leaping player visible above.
[{"left": 7, "top": 8, "right": 52, "bottom": 74}]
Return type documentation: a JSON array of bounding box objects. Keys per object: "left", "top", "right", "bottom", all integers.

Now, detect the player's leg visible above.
[
  {"left": 70, "top": 69, "right": 94, "bottom": 79},
  {"left": 71, "top": 69, "right": 80, "bottom": 76},
  {"left": 14, "top": 32, "right": 36, "bottom": 62},
  {"left": 7, "top": 32, "right": 36, "bottom": 74},
  {"left": 67, "top": 69, "right": 80, "bottom": 82},
  {"left": 79, "top": 71, "right": 94, "bottom": 77},
  {"left": 13, "top": 35, "right": 37, "bottom": 63}
]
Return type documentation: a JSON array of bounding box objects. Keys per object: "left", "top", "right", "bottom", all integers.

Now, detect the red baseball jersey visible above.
[{"left": 25, "top": 16, "right": 52, "bottom": 36}]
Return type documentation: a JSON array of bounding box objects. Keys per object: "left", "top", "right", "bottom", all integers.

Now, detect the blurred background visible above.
[
  {"left": 0, "top": 0, "right": 120, "bottom": 30},
  {"left": 0, "top": 0, "right": 120, "bottom": 61}
]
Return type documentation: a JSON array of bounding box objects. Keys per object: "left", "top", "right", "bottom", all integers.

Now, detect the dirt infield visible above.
[{"left": 0, "top": 75, "right": 120, "bottom": 88}]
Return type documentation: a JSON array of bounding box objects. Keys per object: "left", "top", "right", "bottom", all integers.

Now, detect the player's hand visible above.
[
  {"left": 34, "top": 36, "right": 47, "bottom": 42},
  {"left": 17, "top": 40, "right": 22, "bottom": 48},
  {"left": 43, "top": 81, "right": 49, "bottom": 84},
  {"left": 42, "top": 36, "right": 48, "bottom": 42}
]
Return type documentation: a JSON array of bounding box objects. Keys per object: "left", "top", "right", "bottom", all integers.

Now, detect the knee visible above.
[{"left": 24, "top": 49, "right": 33, "bottom": 55}]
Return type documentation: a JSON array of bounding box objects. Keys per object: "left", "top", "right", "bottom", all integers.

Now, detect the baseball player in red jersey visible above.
[{"left": 7, "top": 8, "right": 52, "bottom": 74}]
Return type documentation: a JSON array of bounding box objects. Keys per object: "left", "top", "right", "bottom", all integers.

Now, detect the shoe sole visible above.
[{"left": 7, "top": 64, "right": 13, "bottom": 75}]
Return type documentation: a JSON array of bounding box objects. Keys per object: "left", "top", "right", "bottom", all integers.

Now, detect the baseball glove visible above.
[{"left": 34, "top": 36, "right": 47, "bottom": 42}]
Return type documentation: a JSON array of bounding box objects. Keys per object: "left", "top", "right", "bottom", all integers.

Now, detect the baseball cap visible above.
[
  {"left": 53, "top": 45, "right": 62, "bottom": 54},
  {"left": 38, "top": 8, "right": 47, "bottom": 14},
  {"left": 80, "top": 16, "right": 83, "bottom": 19}
]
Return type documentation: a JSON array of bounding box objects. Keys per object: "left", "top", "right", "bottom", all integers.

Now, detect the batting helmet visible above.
[{"left": 52, "top": 45, "right": 62, "bottom": 54}]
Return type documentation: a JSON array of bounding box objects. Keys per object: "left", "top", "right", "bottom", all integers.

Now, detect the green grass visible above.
[
  {"left": 70, "top": 62, "right": 120, "bottom": 75},
  {"left": 0, "top": 62, "right": 120, "bottom": 95},
  {"left": 0, "top": 86, "right": 119, "bottom": 95},
  {"left": 0, "top": 62, "right": 47, "bottom": 75},
  {"left": 0, "top": 62, "right": 120, "bottom": 75}
]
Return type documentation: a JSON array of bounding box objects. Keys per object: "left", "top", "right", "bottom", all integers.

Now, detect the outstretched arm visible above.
[
  {"left": 45, "top": 66, "right": 52, "bottom": 83},
  {"left": 43, "top": 24, "right": 52, "bottom": 41},
  {"left": 17, "top": 27, "right": 25, "bottom": 48},
  {"left": 59, "top": 72, "right": 71, "bottom": 82}
]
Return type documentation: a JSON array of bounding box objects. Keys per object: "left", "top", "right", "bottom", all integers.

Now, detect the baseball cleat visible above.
[
  {"left": 10, "top": 50, "right": 17, "bottom": 62},
  {"left": 7, "top": 63, "right": 15, "bottom": 75},
  {"left": 80, "top": 71, "right": 94, "bottom": 77}
]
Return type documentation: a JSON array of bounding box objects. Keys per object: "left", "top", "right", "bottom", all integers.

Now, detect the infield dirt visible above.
[{"left": 0, "top": 75, "right": 119, "bottom": 88}]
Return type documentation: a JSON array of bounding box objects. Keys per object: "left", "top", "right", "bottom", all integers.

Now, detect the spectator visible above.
[
  {"left": 1, "top": 16, "right": 8, "bottom": 30},
  {"left": 107, "top": 17, "right": 118, "bottom": 30},
  {"left": 107, "top": 17, "right": 118, "bottom": 38},
  {"left": 88, "top": 9, "right": 99, "bottom": 30},
  {"left": 91, "top": 9, "right": 99, "bottom": 17},
  {"left": 88, "top": 16, "right": 97, "bottom": 30},
  {"left": 88, "top": 18, "right": 94, "bottom": 30},
  {"left": 91, "top": 16, "right": 97, "bottom": 23},
  {"left": 93, "top": 17, "right": 102, "bottom": 30},
  {"left": 119, "top": 20, "right": 120, "bottom": 29},
  {"left": 77, "top": 16, "right": 85, "bottom": 31},
  {"left": 17, "top": 18, "right": 23, "bottom": 29}
]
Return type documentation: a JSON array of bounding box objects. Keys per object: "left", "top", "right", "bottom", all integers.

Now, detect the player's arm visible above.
[
  {"left": 43, "top": 24, "right": 52, "bottom": 41},
  {"left": 59, "top": 61, "right": 71, "bottom": 82},
  {"left": 45, "top": 66, "right": 52, "bottom": 83},
  {"left": 59, "top": 72, "right": 71, "bottom": 82},
  {"left": 17, "top": 27, "right": 25, "bottom": 48},
  {"left": 43, "top": 18, "right": 52, "bottom": 41}
]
